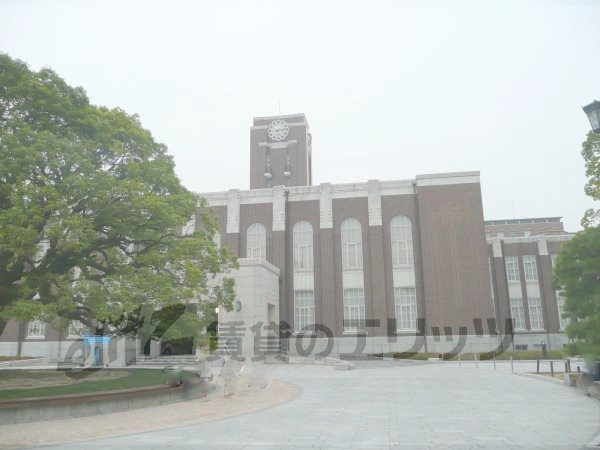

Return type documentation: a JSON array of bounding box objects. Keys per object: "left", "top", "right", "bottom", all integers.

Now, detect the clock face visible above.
[{"left": 267, "top": 119, "right": 289, "bottom": 141}]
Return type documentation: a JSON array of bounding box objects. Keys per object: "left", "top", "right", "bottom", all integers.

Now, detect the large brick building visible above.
[
  {"left": 0, "top": 113, "right": 573, "bottom": 361},
  {"left": 206, "top": 113, "right": 572, "bottom": 357}
]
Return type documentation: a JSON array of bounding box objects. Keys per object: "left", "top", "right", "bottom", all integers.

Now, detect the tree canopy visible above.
[
  {"left": 0, "top": 53, "right": 237, "bottom": 340},
  {"left": 581, "top": 131, "right": 600, "bottom": 228},
  {"left": 554, "top": 131, "right": 600, "bottom": 361},
  {"left": 553, "top": 227, "right": 600, "bottom": 360}
]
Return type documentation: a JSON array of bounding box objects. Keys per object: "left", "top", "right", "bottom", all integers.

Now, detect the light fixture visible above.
[
  {"left": 264, "top": 166, "right": 272, "bottom": 179},
  {"left": 583, "top": 100, "right": 600, "bottom": 133}
]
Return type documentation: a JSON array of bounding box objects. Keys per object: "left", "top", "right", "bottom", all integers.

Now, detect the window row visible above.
[
  {"left": 505, "top": 255, "right": 538, "bottom": 282},
  {"left": 292, "top": 287, "right": 418, "bottom": 333},
  {"left": 241, "top": 216, "right": 415, "bottom": 269},
  {"left": 509, "top": 296, "right": 569, "bottom": 331},
  {"left": 25, "top": 320, "right": 85, "bottom": 338}
]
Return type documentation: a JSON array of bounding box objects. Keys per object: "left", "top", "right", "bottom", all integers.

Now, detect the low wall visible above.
[
  {"left": 284, "top": 333, "right": 569, "bottom": 357},
  {"left": 0, "top": 357, "right": 47, "bottom": 368},
  {"left": 285, "top": 335, "right": 504, "bottom": 357},
  {"left": 589, "top": 381, "right": 600, "bottom": 399},
  {"left": 0, "top": 379, "right": 213, "bottom": 425}
]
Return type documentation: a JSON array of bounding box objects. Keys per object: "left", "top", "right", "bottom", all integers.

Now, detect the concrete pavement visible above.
[{"left": 41, "top": 361, "right": 600, "bottom": 449}]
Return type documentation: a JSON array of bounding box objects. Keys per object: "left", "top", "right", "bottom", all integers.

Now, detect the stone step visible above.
[{"left": 130, "top": 355, "right": 198, "bottom": 366}]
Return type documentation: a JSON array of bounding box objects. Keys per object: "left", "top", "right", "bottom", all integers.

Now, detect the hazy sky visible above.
[{"left": 1, "top": 0, "right": 599, "bottom": 231}]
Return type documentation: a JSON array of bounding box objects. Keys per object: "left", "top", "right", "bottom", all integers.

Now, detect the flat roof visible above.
[{"left": 484, "top": 217, "right": 562, "bottom": 225}]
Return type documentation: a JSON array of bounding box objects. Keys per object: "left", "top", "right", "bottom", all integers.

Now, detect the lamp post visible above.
[{"left": 583, "top": 100, "right": 600, "bottom": 133}]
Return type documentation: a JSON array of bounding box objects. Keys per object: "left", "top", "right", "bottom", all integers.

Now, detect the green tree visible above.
[
  {"left": 553, "top": 227, "right": 600, "bottom": 359},
  {"left": 554, "top": 131, "right": 600, "bottom": 361},
  {"left": 0, "top": 54, "right": 237, "bottom": 341},
  {"left": 581, "top": 131, "right": 600, "bottom": 228}
]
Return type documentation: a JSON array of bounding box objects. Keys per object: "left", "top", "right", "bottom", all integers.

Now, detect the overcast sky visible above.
[{"left": 1, "top": 0, "right": 599, "bottom": 231}]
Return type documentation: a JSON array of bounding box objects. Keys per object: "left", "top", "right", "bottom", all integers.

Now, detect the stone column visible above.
[
  {"left": 226, "top": 189, "right": 241, "bottom": 255},
  {"left": 367, "top": 180, "right": 387, "bottom": 337},
  {"left": 318, "top": 183, "right": 338, "bottom": 337}
]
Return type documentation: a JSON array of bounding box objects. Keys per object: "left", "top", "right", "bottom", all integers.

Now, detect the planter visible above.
[{"left": 0, "top": 379, "right": 213, "bottom": 424}]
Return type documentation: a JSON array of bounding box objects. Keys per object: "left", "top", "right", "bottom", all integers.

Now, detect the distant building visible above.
[
  {"left": 0, "top": 113, "right": 573, "bottom": 361},
  {"left": 485, "top": 217, "right": 566, "bottom": 239}
]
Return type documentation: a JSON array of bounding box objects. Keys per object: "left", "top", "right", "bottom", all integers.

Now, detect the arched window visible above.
[
  {"left": 293, "top": 221, "right": 313, "bottom": 270},
  {"left": 341, "top": 218, "right": 363, "bottom": 269},
  {"left": 212, "top": 231, "right": 221, "bottom": 249},
  {"left": 390, "top": 216, "right": 414, "bottom": 266},
  {"left": 247, "top": 223, "right": 266, "bottom": 259}
]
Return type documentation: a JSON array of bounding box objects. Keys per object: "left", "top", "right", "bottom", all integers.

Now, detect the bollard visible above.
[
  {"left": 550, "top": 361, "right": 554, "bottom": 377},
  {"left": 567, "top": 358, "right": 571, "bottom": 373},
  {"left": 537, "top": 359, "right": 540, "bottom": 374},
  {"left": 475, "top": 353, "right": 479, "bottom": 368},
  {"left": 458, "top": 353, "right": 461, "bottom": 367},
  {"left": 511, "top": 356, "right": 514, "bottom": 374},
  {"left": 565, "top": 361, "right": 568, "bottom": 373},
  {"left": 493, "top": 355, "right": 496, "bottom": 370},
  {"left": 182, "top": 378, "right": 193, "bottom": 401}
]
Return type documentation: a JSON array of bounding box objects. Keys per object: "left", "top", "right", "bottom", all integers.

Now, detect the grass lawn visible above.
[
  {"left": 0, "top": 356, "right": 35, "bottom": 362},
  {"left": 0, "top": 369, "right": 196, "bottom": 400}
]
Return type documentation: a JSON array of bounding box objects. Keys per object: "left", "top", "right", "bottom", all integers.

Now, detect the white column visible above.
[
  {"left": 272, "top": 185, "right": 286, "bottom": 231},
  {"left": 319, "top": 183, "right": 333, "bottom": 229},
  {"left": 367, "top": 179, "right": 382, "bottom": 227},
  {"left": 226, "top": 189, "right": 240, "bottom": 234}
]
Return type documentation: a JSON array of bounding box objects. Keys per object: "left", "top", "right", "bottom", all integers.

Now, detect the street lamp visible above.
[{"left": 583, "top": 100, "right": 600, "bottom": 133}]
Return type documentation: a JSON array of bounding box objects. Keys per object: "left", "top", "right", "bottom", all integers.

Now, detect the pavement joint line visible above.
[{"left": 587, "top": 430, "right": 600, "bottom": 449}]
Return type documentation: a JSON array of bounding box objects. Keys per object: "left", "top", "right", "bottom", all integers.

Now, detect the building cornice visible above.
[
  {"left": 415, "top": 171, "right": 480, "bottom": 187},
  {"left": 486, "top": 234, "right": 574, "bottom": 246},
  {"left": 198, "top": 171, "right": 482, "bottom": 210},
  {"left": 251, "top": 122, "right": 307, "bottom": 130},
  {"left": 237, "top": 257, "right": 280, "bottom": 276}
]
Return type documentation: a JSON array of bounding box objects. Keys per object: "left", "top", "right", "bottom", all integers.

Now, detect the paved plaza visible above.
[{"left": 39, "top": 361, "right": 599, "bottom": 449}]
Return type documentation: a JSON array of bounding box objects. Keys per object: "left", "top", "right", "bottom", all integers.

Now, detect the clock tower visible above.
[{"left": 249, "top": 113, "right": 313, "bottom": 189}]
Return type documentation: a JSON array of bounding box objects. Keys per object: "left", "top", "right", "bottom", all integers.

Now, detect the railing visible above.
[{"left": 451, "top": 354, "right": 585, "bottom": 375}]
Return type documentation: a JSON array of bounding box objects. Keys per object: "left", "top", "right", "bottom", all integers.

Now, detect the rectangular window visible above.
[
  {"left": 343, "top": 288, "right": 365, "bottom": 332},
  {"left": 27, "top": 319, "right": 45, "bottom": 338},
  {"left": 556, "top": 295, "right": 570, "bottom": 330},
  {"left": 212, "top": 232, "right": 221, "bottom": 249},
  {"left": 394, "top": 287, "right": 417, "bottom": 331},
  {"left": 391, "top": 241, "right": 413, "bottom": 266},
  {"left": 293, "top": 244, "right": 313, "bottom": 270},
  {"left": 294, "top": 290, "right": 315, "bottom": 333},
  {"left": 510, "top": 298, "right": 526, "bottom": 331},
  {"left": 343, "top": 242, "right": 363, "bottom": 268},
  {"left": 505, "top": 256, "right": 520, "bottom": 282},
  {"left": 523, "top": 255, "right": 538, "bottom": 281},
  {"left": 488, "top": 258, "right": 495, "bottom": 300},
  {"left": 528, "top": 297, "right": 544, "bottom": 330},
  {"left": 67, "top": 320, "right": 85, "bottom": 337},
  {"left": 515, "top": 344, "right": 528, "bottom": 351}
]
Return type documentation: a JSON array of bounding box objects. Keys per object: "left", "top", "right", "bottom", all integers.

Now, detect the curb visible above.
[
  {"left": 516, "top": 372, "right": 565, "bottom": 385},
  {"left": 587, "top": 430, "right": 600, "bottom": 449}
]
